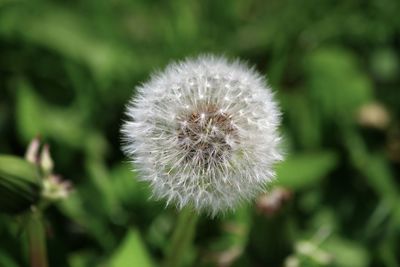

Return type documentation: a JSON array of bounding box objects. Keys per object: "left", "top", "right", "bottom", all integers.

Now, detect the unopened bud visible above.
[
  {"left": 25, "top": 137, "right": 40, "bottom": 164},
  {"left": 40, "top": 144, "right": 54, "bottom": 176}
]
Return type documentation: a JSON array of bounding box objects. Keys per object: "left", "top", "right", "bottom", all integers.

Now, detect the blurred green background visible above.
[{"left": 0, "top": 0, "right": 399, "bottom": 266}]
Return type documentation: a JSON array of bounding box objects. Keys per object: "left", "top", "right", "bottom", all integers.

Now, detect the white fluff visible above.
[{"left": 122, "top": 55, "right": 282, "bottom": 216}]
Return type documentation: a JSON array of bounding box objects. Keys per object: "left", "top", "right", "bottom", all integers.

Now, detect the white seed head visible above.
[{"left": 122, "top": 55, "right": 283, "bottom": 216}]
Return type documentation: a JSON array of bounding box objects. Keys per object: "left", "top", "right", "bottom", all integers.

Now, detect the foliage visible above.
[{"left": 0, "top": 0, "right": 399, "bottom": 266}]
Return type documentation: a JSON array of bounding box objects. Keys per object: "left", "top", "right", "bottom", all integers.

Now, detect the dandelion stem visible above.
[
  {"left": 164, "top": 207, "right": 198, "bottom": 267},
  {"left": 27, "top": 210, "right": 48, "bottom": 267}
]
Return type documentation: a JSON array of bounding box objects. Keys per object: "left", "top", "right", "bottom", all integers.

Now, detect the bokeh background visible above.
[{"left": 1, "top": 0, "right": 400, "bottom": 266}]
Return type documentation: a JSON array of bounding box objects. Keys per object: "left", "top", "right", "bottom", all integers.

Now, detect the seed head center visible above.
[{"left": 177, "top": 104, "right": 238, "bottom": 164}]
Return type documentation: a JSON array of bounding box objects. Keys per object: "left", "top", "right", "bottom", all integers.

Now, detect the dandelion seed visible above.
[{"left": 122, "top": 55, "right": 283, "bottom": 216}]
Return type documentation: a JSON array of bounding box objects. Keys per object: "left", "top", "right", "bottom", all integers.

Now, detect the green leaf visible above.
[
  {"left": 0, "top": 155, "right": 41, "bottom": 214},
  {"left": 109, "top": 229, "right": 154, "bottom": 267},
  {"left": 279, "top": 92, "right": 322, "bottom": 149},
  {"left": 370, "top": 48, "right": 398, "bottom": 81},
  {"left": 363, "top": 154, "right": 398, "bottom": 198},
  {"left": 0, "top": 251, "right": 19, "bottom": 267},
  {"left": 58, "top": 192, "right": 116, "bottom": 250},
  {"left": 343, "top": 129, "right": 398, "bottom": 198},
  {"left": 305, "top": 47, "right": 373, "bottom": 123},
  {"left": 0, "top": 3, "right": 135, "bottom": 81},
  {"left": 15, "top": 81, "right": 87, "bottom": 146},
  {"left": 110, "top": 163, "right": 151, "bottom": 206},
  {"left": 322, "top": 237, "right": 369, "bottom": 267},
  {"left": 276, "top": 152, "right": 338, "bottom": 190}
]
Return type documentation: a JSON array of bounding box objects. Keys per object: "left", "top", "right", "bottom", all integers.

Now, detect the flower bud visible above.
[
  {"left": 40, "top": 144, "right": 54, "bottom": 176},
  {"left": 25, "top": 137, "right": 40, "bottom": 164}
]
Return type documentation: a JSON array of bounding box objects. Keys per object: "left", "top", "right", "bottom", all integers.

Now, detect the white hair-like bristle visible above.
[{"left": 121, "top": 55, "right": 283, "bottom": 216}]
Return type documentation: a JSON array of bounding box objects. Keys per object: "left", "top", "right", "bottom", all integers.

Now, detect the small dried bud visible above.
[
  {"left": 25, "top": 137, "right": 41, "bottom": 164},
  {"left": 357, "top": 102, "right": 390, "bottom": 129},
  {"left": 40, "top": 144, "right": 54, "bottom": 176},
  {"left": 256, "top": 187, "right": 292, "bottom": 216}
]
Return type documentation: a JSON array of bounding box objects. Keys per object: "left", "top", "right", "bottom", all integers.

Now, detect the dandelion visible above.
[{"left": 122, "top": 55, "right": 282, "bottom": 216}]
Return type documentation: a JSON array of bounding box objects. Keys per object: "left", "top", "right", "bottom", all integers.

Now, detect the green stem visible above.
[
  {"left": 27, "top": 210, "right": 48, "bottom": 267},
  {"left": 164, "top": 207, "right": 198, "bottom": 267}
]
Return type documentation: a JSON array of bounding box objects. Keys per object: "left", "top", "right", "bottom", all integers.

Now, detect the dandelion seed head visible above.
[{"left": 122, "top": 55, "right": 282, "bottom": 216}]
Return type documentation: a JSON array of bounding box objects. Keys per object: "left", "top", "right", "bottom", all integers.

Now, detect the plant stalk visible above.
[
  {"left": 164, "top": 207, "right": 198, "bottom": 267},
  {"left": 27, "top": 211, "right": 48, "bottom": 267}
]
